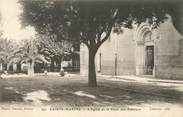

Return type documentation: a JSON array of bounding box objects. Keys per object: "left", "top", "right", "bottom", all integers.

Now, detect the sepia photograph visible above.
[{"left": 0, "top": 0, "right": 183, "bottom": 117}]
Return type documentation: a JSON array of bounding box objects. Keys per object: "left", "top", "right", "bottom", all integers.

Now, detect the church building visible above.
[{"left": 80, "top": 16, "right": 183, "bottom": 80}]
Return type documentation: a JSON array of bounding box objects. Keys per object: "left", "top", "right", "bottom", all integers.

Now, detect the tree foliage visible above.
[
  {"left": 20, "top": 1, "right": 174, "bottom": 43},
  {"left": 36, "top": 33, "right": 72, "bottom": 61},
  {"left": 35, "top": 32, "right": 73, "bottom": 72},
  {"left": 0, "top": 38, "right": 15, "bottom": 71},
  {"left": 8, "top": 38, "right": 50, "bottom": 76}
]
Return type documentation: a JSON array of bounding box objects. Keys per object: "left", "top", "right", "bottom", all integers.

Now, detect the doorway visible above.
[{"left": 145, "top": 46, "right": 154, "bottom": 75}]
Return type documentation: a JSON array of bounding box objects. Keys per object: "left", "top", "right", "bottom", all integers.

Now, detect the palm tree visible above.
[
  {"left": 8, "top": 39, "right": 50, "bottom": 76},
  {"left": 0, "top": 38, "right": 15, "bottom": 72}
]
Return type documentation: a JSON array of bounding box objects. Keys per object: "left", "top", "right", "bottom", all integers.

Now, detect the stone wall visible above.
[
  {"left": 97, "top": 28, "right": 136, "bottom": 75},
  {"left": 154, "top": 18, "right": 183, "bottom": 80},
  {"left": 80, "top": 28, "right": 136, "bottom": 76},
  {"left": 80, "top": 43, "right": 88, "bottom": 75}
]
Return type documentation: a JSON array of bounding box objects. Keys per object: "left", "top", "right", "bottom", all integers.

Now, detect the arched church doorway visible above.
[{"left": 135, "top": 23, "right": 155, "bottom": 76}]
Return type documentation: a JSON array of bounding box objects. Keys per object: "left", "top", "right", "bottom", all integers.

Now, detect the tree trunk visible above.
[
  {"left": 60, "top": 56, "right": 64, "bottom": 71},
  {"left": 0, "top": 63, "right": 3, "bottom": 72},
  {"left": 58, "top": 59, "right": 61, "bottom": 71},
  {"left": 5, "top": 63, "right": 8, "bottom": 71},
  {"left": 13, "top": 64, "right": 17, "bottom": 72},
  {"left": 17, "top": 63, "right": 21, "bottom": 73},
  {"left": 28, "top": 62, "right": 34, "bottom": 77},
  {"left": 88, "top": 48, "right": 97, "bottom": 87},
  {"left": 50, "top": 58, "right": 54, "bottom": 72}
]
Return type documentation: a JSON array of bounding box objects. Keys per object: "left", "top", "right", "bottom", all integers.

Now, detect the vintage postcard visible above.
[{"left": 0, "top": 0, "right": 183, "bottom": 117}]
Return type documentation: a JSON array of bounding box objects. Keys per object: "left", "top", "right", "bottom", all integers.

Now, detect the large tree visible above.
[
  {"left": 20, "top": 0, "right": 175, "bottom": 87},
  {"left": 35, "top": 33, "right": 72, "bottom": 72},
  {"left": 8, "top": 38, "right": 50, "bottom": 76}
]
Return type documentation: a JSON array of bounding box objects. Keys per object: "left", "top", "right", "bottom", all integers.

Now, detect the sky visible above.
[{"left": 0, "top": 0, "right": 36, "bottom": 41}]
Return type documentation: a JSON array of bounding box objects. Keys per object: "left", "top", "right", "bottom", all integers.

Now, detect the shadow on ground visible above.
[{"left": 0, "top": 76, "right": 183, "bottom": 107}]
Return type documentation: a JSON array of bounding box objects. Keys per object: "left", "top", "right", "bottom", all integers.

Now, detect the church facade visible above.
[{"left": 80, "top": 16, "right": 183, "bottom": 80}]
